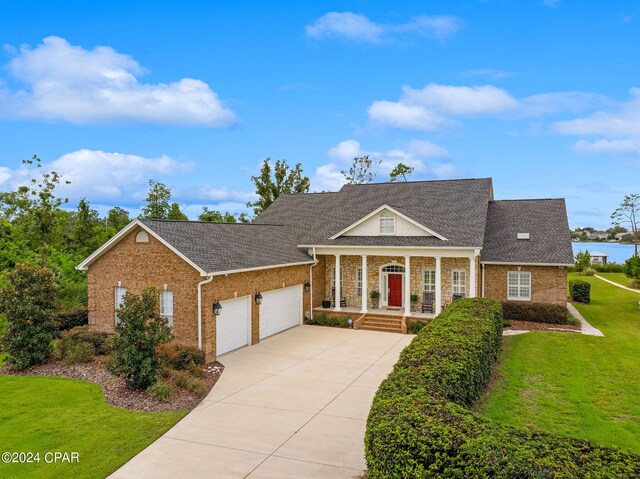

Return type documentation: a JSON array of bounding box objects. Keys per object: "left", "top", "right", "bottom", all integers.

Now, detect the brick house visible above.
[{"left": 77, "top": 178, "right": 574, "bottom": 361}]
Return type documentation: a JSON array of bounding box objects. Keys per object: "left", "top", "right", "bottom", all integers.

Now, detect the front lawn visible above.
[
  {"left": 0, "top": 376, "right": 185, "bottom": 479},
  {"left": 598, "top": 272, "right": 639, "bottom": 289},
  {"left": 480, "top": 274, "right": 640, "bottom": 454}
]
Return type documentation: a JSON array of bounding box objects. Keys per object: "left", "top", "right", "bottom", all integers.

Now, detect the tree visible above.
[
  {"left": 113, "top": 287, "right": 172, "bottom": 389},
  {"left": 624, "top": 255, "right": 640, "bottom": 279},
  {"left": 247, "top": 158, "right": 310, "bottom": 217},
  {"left": 198, "top": 207, "right": 237, "bottom": 223},
  {"left": 5, "top": 155, "right": 70, "bottom": 262},
  {"left": 341, "top": 155, "right": 381, "bottom": 184},
  {"left": 70, "top": 198, "right": 103, "bottom": 255},
  {"left": 106, "top": 207, "right": 130, "bottom": 231},
  {"left": 574, "top": 250, "right": 591, "bottom": 273},
  {"left": 167, "top": 202, "right": 188, "bottom": 220},
  {"left": 611, "top": 194, "right": 639, "bottom": 256},
  {"left": 0, "top": 263, "right": 58, "bottom": 369},
  {"left": 142, "top": 179, "right": 172, "bottom": 219},
  {"left": 389, "top": 163, "right": 415, "bottom": 182}
]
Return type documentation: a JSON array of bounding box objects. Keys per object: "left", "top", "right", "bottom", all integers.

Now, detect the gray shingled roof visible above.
[
  {"left": 139, "top": 219, "right": 313, "bottom": 274},
  {"left": 481, "top": 199, "right": 574, "bottom": 265},
  {"left": 256, "top": 178, "right": 494, "bottom": 247}
]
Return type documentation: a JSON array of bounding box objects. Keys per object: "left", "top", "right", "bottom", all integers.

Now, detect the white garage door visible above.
[
  {"left": 260, "top": 285, "right": 303, "bottom": 340},
  {"left": 216, "top": 296, "right": 251, "bottom": 356}
]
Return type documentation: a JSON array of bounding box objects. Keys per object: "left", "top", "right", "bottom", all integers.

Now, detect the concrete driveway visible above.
[{"left": 111, "top": 325, "right": 412, "bottom": 479}]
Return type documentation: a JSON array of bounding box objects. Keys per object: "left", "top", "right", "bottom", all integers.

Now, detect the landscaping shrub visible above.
[
  {"left": 170, "top": 369, "right": 191, "bottom": 389},
  {"left": 53, "top": 307, "right": 88, "bottom": 331},
  {"left": 629, "top": 278, "right": 640, "bottom": 289},
  {"left": 408, "top": 320, "right": 428, "bottom": 334},
  {"left": 62, "top": 326, "right": 115, "bottom": 355},
  {"left": 185, "top": 376, "right": 206, "bottom": 395},
  {"left": 574, "top": 250, "right": 591, "bottom": 273},
  {"left": 592, "top": 263, "right": 625, "bottom": 273},
  {"left": 501, "top": 301, "right": 569, "bottom": 324},
  {"left": 582, "top": 267, "right": 596, "bottom": 276},
  {"left": 569, "top": 279, "right": 591, "bottom": 303},
  {"left": 0, "top": 263, "right": 58, "bottom": 370},
  {"left": 307, "top": 313, "right": 350, "bottom": 328},
  {"left": 624, "top": 255, "right": 640, "bottom": 279},
  {"left": 158, "top": 343, "right": 205, "bottom": 370},
  {"left": 63, "top": 341, "right": 95, "bottom": 364},
  {"left": 364, "top": 297, "right": 640, "bottom": 478},
  {"left": 148, "top": 380, "right": 175, "bottom": 402},
  {"left": 113, "top": 288, "right": 172, "bottom": 390}
]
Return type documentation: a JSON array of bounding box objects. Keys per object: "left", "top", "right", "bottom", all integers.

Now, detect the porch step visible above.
[{"left": 360, "top": 315, "right": 403, "bottom": 333}]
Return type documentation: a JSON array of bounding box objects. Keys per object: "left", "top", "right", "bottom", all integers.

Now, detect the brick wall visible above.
[
  {"left": 200, "top": 263, "right": 312, "bottom": 359},
  {"left": 87, "top": 227, "right": 202, "bottom": 348},
  {"left": 483, "top": 264, "right": 567, "bottom": 305}
]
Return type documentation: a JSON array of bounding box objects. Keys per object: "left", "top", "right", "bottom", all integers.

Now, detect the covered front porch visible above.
[
  {"left": 312, "top": 305, "right": 435, "bottom": 320},
  {"left": 311, "top": 247, "right": 481, "bottom": 318}
]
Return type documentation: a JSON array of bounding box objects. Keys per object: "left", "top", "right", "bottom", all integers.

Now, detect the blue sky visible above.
[{"left": 0, "top": 1, "right": 638, "bottom": 228}]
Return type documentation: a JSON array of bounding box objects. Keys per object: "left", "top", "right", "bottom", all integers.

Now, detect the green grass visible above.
[
  {"left": 481, "top": 274, "right": 640, "bottom": 454},
  {"left": 597, "top": 272, "right": 639, "bottom": 289},
  {"left": 0, "top": 376, "right": 185, "bottom": 478}
]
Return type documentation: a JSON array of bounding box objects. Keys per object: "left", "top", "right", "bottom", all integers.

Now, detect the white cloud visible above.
[
  {"left": 197, "top": 186, "right": 256, "bottom": 203},
  {"left": 0, "top": 36, "right": 236, "bottom": 126},
  {"left": 553, "top": 88, "right": 640, "bottom": 137},
  {"left": 573, "top": 139, "right": 640, "bottom": 157},
  {"left": 312, "top": 139, "right": 454, "bottom": 190},
  {"left": 305, "top": 11, "right": 462, "bottom": 44},
  {"left": 369, "top": 83, "right": 605, "bottom": 132},
  {"left": 0, "top": 149, "right": 194, "bottom": 203}
]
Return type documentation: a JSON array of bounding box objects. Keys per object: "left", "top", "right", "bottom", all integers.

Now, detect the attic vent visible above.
[
  {"left": 516, "top": 232, "right": 530, "bottom": 240},
  {"left": 136, "top": 231, "right": 149, "bottom": 243}
]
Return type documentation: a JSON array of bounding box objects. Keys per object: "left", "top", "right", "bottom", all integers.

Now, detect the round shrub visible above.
[
  {"left": 53, "top": 307, "right": 88, "bottom": 332},
  {"left": 569, "top": 279, "right": 591, "bottom": 303},
  {"left": 158, "top": 343, "right": 205, "bottom": 371},
  {"left": 63, "top": 340, "right": 95, "bottom": 364},
  {"left": 582, "top": 267, "right": 596, "bottom": 276},
  {"left": 62, "top": 326, "right": 115, "bottom": 356},
  {"left": 148, "top": 380, "right": 175, "bottom": 402},
  {"left": 408, "top": 320, "right": 428, "bottom": 334}
]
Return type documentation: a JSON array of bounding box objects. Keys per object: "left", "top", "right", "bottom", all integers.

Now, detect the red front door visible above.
[{"left": 388, "top": 274, "right": 402, "bottom": 307}]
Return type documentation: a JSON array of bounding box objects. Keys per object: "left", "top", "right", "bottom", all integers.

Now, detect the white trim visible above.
[
  {"left": 76, "top": 219, "right": 208, "bottom": 276},
  {"left": 481, "top": 261, "right": 572, "bottom": 267},
  {"left": 507, "top": 270, "right": 532, "bottom": 301},
  {"left": 209, "top": 260, "right": 315, "bottom": 277},
  {"left": 328, "top": 204, "right": 448, "bottom": 240},
  {"left": 379, "top": 262, "right": 405, "bottom": 308},
  {"left": 197, "top": 275, "right": 213, "bottom": 351}
]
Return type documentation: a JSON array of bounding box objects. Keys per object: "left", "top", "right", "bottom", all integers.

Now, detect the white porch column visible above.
[
  {"left": 435, "top": 256, "right": 442, "bottom": 314},
  {"left": 469, "top": 254, "right": 477, "bottom": 298},
  {"left": 334, "top": 254, "right": 341, "bottom": 311},
  {"left": 404, "top": 255, "right": 411, "bottom": 316},
  {"left": 361, "top": 255, "right": 368, "bottom": 313}
]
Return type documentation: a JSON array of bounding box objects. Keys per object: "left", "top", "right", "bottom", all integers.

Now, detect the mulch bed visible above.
[
  {"left": 504, "top": 320, "right": 580, "bottom": 332},
  {"left": 0, "top": 358, "right": 224, "bottom": 412}
]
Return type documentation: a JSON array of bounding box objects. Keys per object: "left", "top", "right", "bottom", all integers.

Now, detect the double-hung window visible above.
[
  {"left": 452, "top": 270, "right": 467, "bottom": 296},
  {"left": 160, "top": 290, "right": 174, "bottom": 327},
  {"left": 331, "top": 267, "right": 343, "bottom": 291},
  {"left": 356, "top": 267, "right": 363, "bottom": 297},
  {"left": 114, "top": 286, "right": 127, "bottom": 325},
  {"left": 507, "top": 271, "right": 531, "bottom": 301},
  {"left": 423, "top": 268, "right": 436, "bottom": 292},
  {"left": 379, "top": 210, "right": 395, "bottom": 234}
]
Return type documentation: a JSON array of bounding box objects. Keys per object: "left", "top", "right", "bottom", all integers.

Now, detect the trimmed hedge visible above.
[
  {"left": 408, "top": 320, "right": 428, "bottom": 334},
  {"left": 501, "top": 301, "right": 568, "bottom": 324},
  {"left": 307, "top": 313, "right": 350, "bottom": 328},
  {"left": 53, "top": 307, "right": 89, "bottom": 331},
  {"left": 569, "top": 279, "right": 591, "bottom": 303},
  {"left": 365, "top": 298, "right": 640, "bottom": 478}
]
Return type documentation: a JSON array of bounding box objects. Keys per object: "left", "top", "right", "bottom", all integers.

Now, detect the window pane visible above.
[
  {"left": 423, "top": 269, "right": 435, "bottom": 292},
  {"left": 356, "top": 267, "right": 363, "bottom": 297},
  {"left": 160, "top": 290, "right": 174, "bottom": 327}
]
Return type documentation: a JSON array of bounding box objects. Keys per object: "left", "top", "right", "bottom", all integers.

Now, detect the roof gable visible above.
[{"left": 329, "top": 205, "right": 448, "bottom": 240}]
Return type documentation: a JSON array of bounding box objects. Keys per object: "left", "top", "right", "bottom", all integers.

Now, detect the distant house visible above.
[
  {"left": 587, "top": 230, "right": 608, "bottom": 240},
  {"left": 77, "top": 178, "right": 574, "bottom": 362},
  {"left": 590, "top": 252, "right": 608, "bottom": 265}
]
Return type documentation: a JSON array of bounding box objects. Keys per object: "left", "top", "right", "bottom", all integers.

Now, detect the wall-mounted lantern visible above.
[
  {"left": 213, "top": 300, "right": 222, "bottom": 316},
  {"left": 304, "top": 282, "right": 311, "bottom": 293},
  {"left": 255, "top": 292, "right": 263, "bottom": 305}
]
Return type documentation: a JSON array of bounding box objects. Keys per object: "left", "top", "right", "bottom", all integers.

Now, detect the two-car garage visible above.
[{"left": 215, "top": 284, "right": 303, "bottom": 356}]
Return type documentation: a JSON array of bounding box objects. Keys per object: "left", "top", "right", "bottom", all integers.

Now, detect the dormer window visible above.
[{"left": 379, "top": 210, "right": 395, "bottom": 235}]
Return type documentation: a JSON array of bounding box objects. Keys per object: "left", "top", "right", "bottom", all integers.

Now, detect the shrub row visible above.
[
  {"left": 592, "top": 263, "right": 625, "bottom": 273},
  {"left": 306, "top": 313, "right": 350, "bottom": 328},
  {"left": 407, "top": 320, "right": 428, "bottom": 334},
  {"left": 364, "top": 298, "right": 640, "bottom": 478},
  {"left": 569, "top": 279, "right": 591, "bottom": 303},
  {"left": 55, "top": 326, "right": 116, "bottom": 364},
  {"left": 501, "top": 301, "right": 569, "bottom": 324}
]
